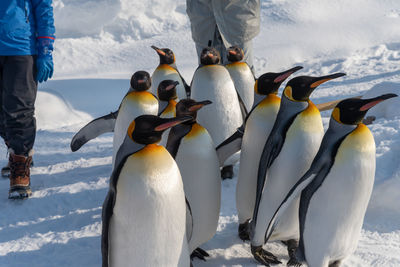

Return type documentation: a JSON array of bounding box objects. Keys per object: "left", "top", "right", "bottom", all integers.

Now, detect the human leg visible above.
[{"left": 2, "top": 55, "right": 37, "bottom": 198}]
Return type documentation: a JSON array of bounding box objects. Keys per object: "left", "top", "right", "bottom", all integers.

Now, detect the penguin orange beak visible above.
[
  {"left": 151, "top": 45, "right": 166, "bottom": 56},
  {"left": 137, "top": 79, "right": 146, "bottom": 84},
  {"left": 310, "top": 73, "right": 346, "bottom": 88},
  {"left": 166, "top": 81, "right": 179, "bottom": 91},
  {"left": 188, "top": 100, "right": 212, "bottom": 112},
  {"left": 228, "top": 50, "right": 237, "bottom": 56},
  {"left": 359, "top": 93, "right": 397, "bottom": 111},
  {"left": 274, "top": 66, "right": 303, "bottom": 83},
  {"left": 154, "top": 116, "right": 193, "bottom": 131},
  {"left": 207, "top": 53, "right": 214, "bottom": 59}
]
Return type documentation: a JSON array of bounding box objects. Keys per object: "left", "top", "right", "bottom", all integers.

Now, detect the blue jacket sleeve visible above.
[{"left": 32, "top": 0, "right": 56, "bottom": 38}]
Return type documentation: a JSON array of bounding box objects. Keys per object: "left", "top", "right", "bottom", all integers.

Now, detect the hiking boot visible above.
[
  {"left": 2, "top": 159, "right": 33, "bottom": 178},
  {"left": 8, "top": 149, "right": 33, "bottom": 199}
]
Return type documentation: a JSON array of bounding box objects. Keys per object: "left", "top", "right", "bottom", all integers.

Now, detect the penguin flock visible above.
[{"left": 70, "top": 45, "right": 397, "bottom": 267}]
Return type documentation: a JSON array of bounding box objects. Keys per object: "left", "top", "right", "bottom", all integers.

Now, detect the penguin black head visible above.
[
  {"left": 151, "top": 45, "right": 175, "bottom": 65},
  {"left": 200, "top": 47, "right": 220, "bottom": 65},
  {"left": 128, "top": 115, "right": 193, "bottom": 144},
  {"left": 227, "top": 45, "right": 244, "bottom": 63},
  {"left": 157, "top": 80, "right": 178, "bottom": 101},
  {"left": 284, "top": 73, "right": 346, "bottom": 102},
  {"left": 130, "top": 71, "right": 151, "bottom": 92},
  {"left": 256, "top": 66, "right": 303, "bottom": 95},
  {"left": 332, "top": 94, "right": 398, "bottom": 125},
  {"left": 176, "top": 99, "right": 212, "bottom": 124}
]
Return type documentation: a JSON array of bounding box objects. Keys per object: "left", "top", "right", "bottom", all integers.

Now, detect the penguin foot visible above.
[
  {"left": 221, "top": 165, "right": 234, "bottom": 180},
  {"left": 287, "top": 258, "right": 302, "bottom": 267},
  {"left": 194, "top": 247, "right": 209, "bottom": 257},
  {"left": 190, "top": 247, "right": 209, "bottom": 261},
  {"left": 284, "top": 239, "right": 301, "bottom": 267},
  {"left": 238, "top": 220, "right": 251, "bottom": 241},
  {"left": 251, "top": 245, "right": 282, "bottom": 266}
]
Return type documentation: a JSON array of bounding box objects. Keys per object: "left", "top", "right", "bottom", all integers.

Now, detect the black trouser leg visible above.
[{"left": 0, "top": 55, "right": 37, "bottom": 155}]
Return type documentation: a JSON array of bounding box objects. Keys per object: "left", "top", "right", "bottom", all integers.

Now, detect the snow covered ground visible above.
[{"left": 1, "top": 0, "right": 400, "bottom": 266}]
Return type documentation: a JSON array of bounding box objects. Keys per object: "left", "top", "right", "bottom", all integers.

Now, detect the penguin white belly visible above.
[
  {"left": 303, "top": 125, "right": 376, "bottom": 267},
  {"left": 151, "top": 65, "right": 186, "bottom": 99},
  {"left": 112, "top": 93, "right": 158, "bottom": 167},
  {"left": 191, "top": 65, "right": 243, "bottom": 147},
  {"left": 109, "top": 145, "right": 190, "bottom": 267},
  {"left": 226, "top": 62, "right": 255, "bottom": 112},
  {"left": 175, "top": 124, "right": 221, "bottom": 252},
  {"left": 253, "top": 104, "right": 324, "bottom": 245},
  {"left": 236, "top": 96, "right": 280, "bottom": 224}
]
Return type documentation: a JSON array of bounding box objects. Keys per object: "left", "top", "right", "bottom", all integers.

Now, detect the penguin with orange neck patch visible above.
[
  {"left": 236, "top": 66, "right": 303, "bottom": 241},
  {"left": 151, "top": 45, "right": 190, "bottom": 99},
  {"left": 264, "top": 94, "right": 397, "bottom": 267},
  {"left": 112, "top": 71, "right": 158, "bottom": 168},
  {"left": 190, "top": 47, "right": 243, "bottom": 179},
  {"left": 166, "top": 99, "right": 220, "bottom": 262},
  {"left": 250, "top": 73, "right": 346, "bottom": 266},
  {"left": 225, "top": 45, "right": 255, "bottom": 117},
  {"left": 102, "top": 114, "right": 193, "bottom": 267}
]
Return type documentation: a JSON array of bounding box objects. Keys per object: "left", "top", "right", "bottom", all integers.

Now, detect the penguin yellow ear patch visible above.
[
  {"left": 127, "top": 121, "right": 136, "bottom": 139},
  {"left": 254, "top": 80, "right": 259, "bottom": 94},
  {"left": 284, "top": 86, "right": 296, "bottom": 101},
  {"left": 332, "top": 107, "right": 341, "bottom": 123}
]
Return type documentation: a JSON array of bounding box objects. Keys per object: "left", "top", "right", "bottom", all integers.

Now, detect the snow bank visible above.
[
  {"left": 362, "top": 82, "right": 400, "bottom": 120},
  {"left": 35, "top": 89, "right": 92, "bottom": 131},
  {"left": 53, "top": 0, "right": 188, "bottom": 40}
]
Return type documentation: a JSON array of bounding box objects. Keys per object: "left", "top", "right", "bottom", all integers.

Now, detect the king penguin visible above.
[
  {"left": 112, "top": 71, "right": 158, "bottom": 168},
  {"left": 102, "top": 114, "right": 193, "bottom": 267},
  {"left": 150, "top": 45, "right": 190, "bottom": 99},
  {"left": 250, "top": 73, "right": 346, "bottom": 266},
  {"left": 157, "top": 80, "right": 179, "bottom": 146},
  {"left": 236, "top": 66, "right": 303, "bottom": 241},
  {"left": 190, "top": 46, "right": 243, "bottom": 178},
  {"left": 225, "top": 45, "right": 255, "bottom": 117},
  {"left": 264, "top": 94, "right": 397, "bottom": 267},
  {"left": 166, "top": 99, "right": 221, "bottom": 261}
]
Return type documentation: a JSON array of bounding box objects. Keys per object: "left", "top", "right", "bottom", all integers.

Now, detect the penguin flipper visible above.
[
  {"left": 70, "top": 111, "right": 118, "bottom": 152},
  {"left": 215, "top": 126, "right": 244, "bottom": 167},
  {"left": 176, "top": 69, "right": 191, "bottom": 98},
  {"left": 252, "top": 132, "right": 284, "bottom": 226},
  {"left": 101, "top": 190, "right": 114, "bottom": 267},
  {"left": 264, "top": 172, "right": 317, "bottom": 243},
  {"left": 190, "top": 247, "right": 209, "bottom": 261},
  {"left": 186, "top": 197, "right": 194, "bottom": 242}
]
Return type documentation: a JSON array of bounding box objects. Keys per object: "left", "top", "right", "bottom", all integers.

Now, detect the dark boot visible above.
[
  {"left": 238, "top": 219, "right": 251, "bottom": 241},
  {"left": 1, "top": 161, "right": 10, "bottom": 178},
  {"left": 8, "top": 150, "right": 33, "bottom": 199},
  {"left": 221, "top": 165, "right": 234, "bottom": 179}
]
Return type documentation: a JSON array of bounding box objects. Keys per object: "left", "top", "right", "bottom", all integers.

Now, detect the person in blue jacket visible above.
[{"left": 0, "top": 0, "right": 55, "bottom": 199}]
